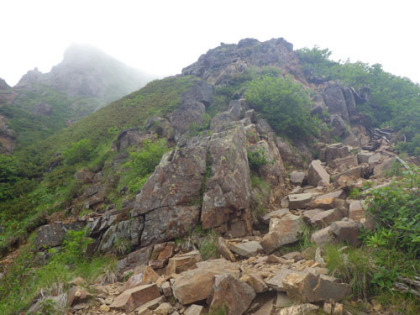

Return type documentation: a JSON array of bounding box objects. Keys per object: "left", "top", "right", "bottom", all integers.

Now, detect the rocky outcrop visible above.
[
  {"left": 132, "top": 136, "right": 208, "bottom": 246},
  {"left": 0, "top": 114, "right": 16, "bottom": 153},
  {"left": 182, "top": 38, "right": 305, "bottom": 85},
  {"left": 202, "top": 122, "right": 252, "bottom": 236}
]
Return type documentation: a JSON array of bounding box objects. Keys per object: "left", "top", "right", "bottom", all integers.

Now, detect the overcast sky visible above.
[{"left": 1, "top": 0, "right": 419, "bottom": 86}]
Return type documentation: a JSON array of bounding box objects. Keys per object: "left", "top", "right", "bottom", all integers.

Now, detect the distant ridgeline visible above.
[{"left": 0, "top": 44, "right": 152, "bottom": 152}]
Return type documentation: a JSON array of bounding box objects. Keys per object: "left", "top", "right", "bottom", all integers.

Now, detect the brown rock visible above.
[
  {"left": 307, "top": 160, "right": 330, "bottom": 187},
  {"left": 166, "top": 250, "right": 202, "bottom": 275},
  {"left": 209, "top": 274, "right": 256, "bottom": 315},
  {"left": 266, "top": 268, "right": 300, "bottom": 292},
  {"left": 283, "top": 272, "right": 351, "bottom": 302},
  {"left": 260, "top": 214, "right": 304, "bottom": 253},
  {"left": 325, "top": 143, "right": 349, "bottom": 165},
  {"left": 125, "top": 266, "right": 159, "bottom": 290},
  {"left": 261, "top": 209, "right": 289, "bottom": 224},
  {"left": 329, "top": 219, "right": 362, "bottom": 245},
  {"left": 161, "top": 281, "right": 172, "bottom": 297},
  {"left": 311, "top": 227, "right": 333, "bottom": 246},
  {"left": 253, "top": 299, "right": 274, "bottom": 315},
  {"left": 275, "top": 303, "right": 319, "bottom": 315},
  {"left": 331, "top": 155, "right": 358, "bottom": 171},
  {"left": 218, "top": 237, "right": 236, "bottom": 262},
  {"left": 67, "top": 286, "right": 91, "bottom": 307},
  {"left": 310, "top": 190, "right": 345, "bottom": 210},
  {"left": 149, "top": 242, "right": 174, "bottom": 269},
  {"left": 331, "top": 166, "right": 364, "bottom": 182},
  {"left": 185, "top": 304, "right": 204, "bottom": 315},
  {"left": 309, "top": 208, "right": 344, "bottom": 228},
  {"left": 154, "top": 302, "right": 173, "bottom": 315},
  {"left": 349, "top": 200, "right": 365, "bottom": 223},
  {"left": 241, "top": 273, "right": 268, "bottom": 293},
  {"left": 134, "top": 296, "right": 164, "bottom": 315},
  {"left": 110, "top": 284, "right": 160, "bottom": 313},
  {"left": 172, "top": 259, "right": 240, "bottom": 304}
]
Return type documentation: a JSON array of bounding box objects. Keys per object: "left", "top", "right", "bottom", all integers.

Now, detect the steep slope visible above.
[
  {"left": 0, "top": 45, "right": 152, "bottom": 152},
  {"left": 0, "top": 38, "right": 419, "bottom": 314}
]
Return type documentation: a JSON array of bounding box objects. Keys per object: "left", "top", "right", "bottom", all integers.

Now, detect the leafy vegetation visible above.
[
  {"left": 297, "top": 47, "right": 420, "bottom": 155},
  {"left": 0, "top": 230, "right": 114, "bottom": 314},
  {"left": 245, "top": 75, "right": 319, "bottom": 140}
]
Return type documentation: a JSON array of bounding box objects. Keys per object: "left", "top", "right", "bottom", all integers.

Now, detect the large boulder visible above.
[
  {"left": 201, "top": 122, "right": 252, "bottom": 235},
  {"left": 35, "top": 223, "right": 66, "bottom": 250},
  {"left": 283, "top": 272, "right": 351, "bottom": 303},
  {"left": 260, "top": 213, "right": 304, "bottom": 253},
  {"left": 323, "top": 85, "right": 350, "bottom": 121},
  {"left": 132, "top": 137, "right": 208, "bottom": 246},
  {"left": 209, "top": 274, "right": 256, "bottom": 315},
  {"left": 307, "top": 160, "right": 330, "bottom": 187}
]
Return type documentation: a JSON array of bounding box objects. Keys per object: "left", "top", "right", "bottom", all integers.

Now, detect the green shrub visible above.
[
  {"left": 127, "top": 139, "right": 168, "bottom": 178},
  {"left": 247, "top": 149, "right": 269, "bottom": 172},
  {"left": 62, "top": 139, "right": 93, "bottom": 165},
  {"left": 364, "top": 166, "right": 420, "bottom": 256},
  {"left": 245, "top": 75, "right": 318, "bottom": 140}
]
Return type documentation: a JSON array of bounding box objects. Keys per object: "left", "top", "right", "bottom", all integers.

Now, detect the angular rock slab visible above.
[
  {"left": 230, "top": 241, "right": 263, "bottom": 258},
  {"left": 283, "top": 272, "right": 351, "bottom": 303},
  {"left": 260, "top": 213, "right": 304, "bottom": 253},
  {"left": 288, "top": 193, "right": 315, "bottom": 210},
  {"left": 110, "top": 284, "right": 160, "bottom": 313},
  {"left": 275, "top": 303, "right": 319, "bottom": 315},
  {"left": 307, "top": 160, "right": 330, "bottom": 187},
  {"left": 172, "top": 259, "right": 240, "bottom": 305},
  {"left": 166, "top": 250, "right": 202, "bottom": 275},
  {"left": 209, "top": 274, "right": 256, "bottom": 315}
]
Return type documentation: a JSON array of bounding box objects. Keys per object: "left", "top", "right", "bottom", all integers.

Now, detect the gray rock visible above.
[
  {"left": 230, "top": 241, "right": 263, "bottom": 258},
  {"left": 35, "top": 223, "right": 66, "bottom": 250},
  {"left": 329, "top": 219, "right": 363, "bottom": 246},
  {"left": 309, "top": 208, "right": 344, "bottom": 228},
  {"left": 288, "top": 193, "right": 315, "bottom": 210},
  {"left": 290, "top": 171, "right": 306, "bottom": 185},
  {"left": 307, "top": 160, "right": 330, "bottom": 187}
]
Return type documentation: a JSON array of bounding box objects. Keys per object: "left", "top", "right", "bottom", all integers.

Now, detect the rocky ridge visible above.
[{"left": 3, "top": 38, "right": 412, "bottom": 314}]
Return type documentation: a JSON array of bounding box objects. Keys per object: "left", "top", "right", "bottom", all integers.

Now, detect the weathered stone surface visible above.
[
  {"left": 349, "top": 200, "right": 365, "bottom": 222},
  {"left": 172, "top": 259, "right": 240, "bottom": 305},
  {"left": 185, "top": 304, "right": 204, "bottom": 315},
  {"left": 132, "top": 137, "right": 207, "bottom": 246},
  {"left": 144, "top": 116, "right": 174, "bottom": 140},
  {"left": 288, "top": 193, "right": 315, "bottom": 210},
  {"left": 125, "top": 246, "right": 153, "bottom": 271},
  {"left": 253, "top": 299, "right": 275, "bottom": 315},
  {"left": 357, "top": 151, "right": 374, "bottom": 164},
  {"left": 99, "top": 216, "right": 144, "bottom": 252},
  {"left": 329, "top": 219, "right": 362, "bottom": 245},
  {"left": 309, "top": 208, "right": 344, "bottom": 228},
  {"left": 290, "top": 171, "right": 306, "bottom": 185},
  {"left": 331, "top": 166, "right": 364, "bottom": 182},
  {"left": 218, "top": 237, "right": 236, "bottom": 262},
  {"left": 149, "top": 242, "right": 175, "bottom": 269},
  {"left": 241, "top": 273, "right": 268, "bottom": 293},
  {"left": 35, "top": 223, "right": 66, "bottom": 250},
  {"left": 266, "top": 268, "right": 297, "bottom": 292},
  {"left": 209, "top": 274, "right": 256, "bottom": 315},
  {"left": 154, "top": 302, "right": 173, "bottom": 315},
  {"left": 201, "top": 122, "right": 251, "bottom": 235},
  {"left": 261, "top": 214, "right": 304, "bottom": 253},
  {"left": 302, "top": 209, "right": 324, "bottom": 224},
  {"left": 125, "top": 266, "right": 159, "bottom": 290},
  {"left": 311, "top": 227, "right": 333, "bottom": 246},
  {"left": 67, "top": 286, "right": 91, "bottom": 306},
  {"left": 110, "top": 284, "right": 160, "bottom": 313},
  {"left": 283, "top": 272, "right": 351, "bottom": 303},
  {"left": 323, "top": 85, "right": 350, "bottom": 121},
  {"left": 169, "top": 81, "right": 212, "bottom": 139},
  {"left": 368, "top": 153, "right": 383, "bottom": 164},
  {"left": 230, "top": 241, "right": 263, "bottom": 258},
  {"left": 166, "top": 250, "right": 202, "bottom": 275},
  {"left": 134, "top": 296, "right": 164, "bottom": 315},
  {"left": 307, "top": 160, "right": 330, "bottom": 187},
  {"left": 261, "top": 209, "right": 289, "bottom": 225},
  {"left": 324, "top": 143, "right": 349, "bottom": 165},
  {"left": 275, "top": 303, "right": 319, "bottom": 315},
  {"left": 161, "top": 281, "right": 172, "bottom": 297},
  {"left": 310, "top": 190, "right": 345, "bottom": 209},
  {"left": 373, "top": 157, "right": 395, "bottom": 177},
  {"left": 331, "top": 155, "right": 358, "bottom": 171}
]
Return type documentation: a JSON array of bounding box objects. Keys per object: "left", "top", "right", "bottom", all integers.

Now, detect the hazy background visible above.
[{"left": 1, "top": 0, "right": 419, "bottom": 86}]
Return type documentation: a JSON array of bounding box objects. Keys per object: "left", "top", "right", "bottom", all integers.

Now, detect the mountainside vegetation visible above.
[{"left": 0, "top": 38, "right": 419, "bottom": 314}]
